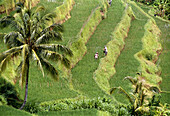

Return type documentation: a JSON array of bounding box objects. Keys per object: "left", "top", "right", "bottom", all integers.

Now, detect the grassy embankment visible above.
[
  {"left": 0, "top": 105, "right": 32, "bottom": 116},
  {"left": 71, "top": 0, "right": 124, "bottom": 98}
]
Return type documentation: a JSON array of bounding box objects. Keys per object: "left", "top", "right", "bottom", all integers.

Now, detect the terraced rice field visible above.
[
  {"left": 71, "top": 0, "right": 124, "bottom": 98},
  {"left": 109, "top": 3, "right": 148, "bottom": 103},
  {"left": 0, "top": 0, "right": 169, "bottom": 115},
  {"left": 135, "top": 3, "right": 170, "bottom": 104}
]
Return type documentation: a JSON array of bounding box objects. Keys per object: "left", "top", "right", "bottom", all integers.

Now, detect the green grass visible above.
[
  {"left": 38, "top": 109, "right": 98, "bottom": 116},
  {"left": 109, "top": 4, "right": 148, "bottom": 104},
  {"left": 34, "top": 0, "right": 63, "bottom": 13},
  {"left": 153, "top": 13, "right": 170, "bottom": 104},
  {"left": 59, "top": 0, "right": 101, "bottom": 46},
  {"left": 71, "top": 0, "right": 124, "bottom": 98},
  {"left": 17, "top": 62, "right": 78, "bottom": 102},
  {"left": 0, "top": 105, "right": 32, "bottom": 116}
]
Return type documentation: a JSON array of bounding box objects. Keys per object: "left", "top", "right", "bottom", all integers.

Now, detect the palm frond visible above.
[
  {"left": 110, "top": 86, "right": 133, "bottom": 104},
  {"left": 0, "top": 51, "right": 19, "bottom": 73},
  {"left": 39, "top": 56, "right": 59, "bottom": 80},
  {"left": 0, "top": 16, "right": 15, "bottom": 28},
  {"left": 124, "top": 76, "right": 137, "bottom": 85},
  {"left": 36, "top": 24, "right": 63, "bottom": 44},
  {"left": 61, "top": 56, "right": 71, "bottom": 68},
  {"left": 110, "top": 87, "right": 117, "bottom": 94},
  {"left": 149, "top": 86, "right": 161, "bottom": 93},
  {"left": 0, "top": 46, "right": 23, "bottom": 63},
  {"left": 42, "top": 50, "right": 61, "bottom": 62},
  {"left": 17, "top": 32, "right": 25, "bottom": 43},
  {"left": 30, "top": 30, "right": 36, "bottom": 40},
  {"left": 32, "top": 49, "right": 44, "bottom": 77},
  {"left": 15, "top": 61, "right": 23, "bottom": 81},
  {"left": 37, "top": 44, "right": 73, "bottom": 56},
  {"left": 34, "top": 6, "right": 45, "bottom": 14},
  {"left": 4, "top": 32, "right": 24, "bottom": 48},
  {"left": 42, "top": 12, "right": 57, "bottom": 22}
]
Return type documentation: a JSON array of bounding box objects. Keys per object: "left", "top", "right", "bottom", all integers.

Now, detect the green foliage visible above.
[
  {"left": 39, "top": 96, "right": 124, "bottom": 115},
  {"left": 23, "top": 101, "right": 40, "bottom": 113},
  {"left": 0, "top": 95, "right": 7, "bottom": 105},
  {"left": 110, "top": 76, "right": 170, "bottom": 115},
  {"left": 38, "top": 109, "right": 99, "bottom": 116},
  {"left": 0, "top": 77, "right": 22, "bottom": 108}
]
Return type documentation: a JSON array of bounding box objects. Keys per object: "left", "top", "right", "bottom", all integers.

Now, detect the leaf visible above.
[
  {"left": 37, "top": 44, "right": 73, "bottom": 56},
  {"left": 32, "top": 49, "right": 44, "bottom": 77},
  {"left": 34, "top": 6, "right": 45, "bottom": 14},
  {"left": 62, "top": 56, "right": 71, "bottom": 68},
  {"left": 39, "top": 57, "right": 59, "bottom": 80},
  {"left": 110, "top": 87, "right": 117, "bottom": 94},
  {"left": 124, "top": 76, "right": 137, "bottom": 85}
]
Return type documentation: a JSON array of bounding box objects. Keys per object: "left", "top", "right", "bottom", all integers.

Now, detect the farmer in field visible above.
[
  {"left": 103, "top": 46, "right": 108, "bottom": 56},
  {"left": 94, "top": 52, "right": 99, "bottom": 59},
  {"left": 108, "top": 0, "right": 112, "bottom": 6}
]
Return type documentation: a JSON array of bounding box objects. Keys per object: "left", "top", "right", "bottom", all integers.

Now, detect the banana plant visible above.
[{"left": 110, "top": 76, "right": 167, "bottom": 115}]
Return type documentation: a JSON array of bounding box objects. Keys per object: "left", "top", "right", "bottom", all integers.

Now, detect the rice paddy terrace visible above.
[{"left": 0, "top": 0, "right": 169, "bottom": 115}]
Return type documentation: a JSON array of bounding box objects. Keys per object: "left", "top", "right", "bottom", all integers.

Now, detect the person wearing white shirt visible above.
[{"left": 103, "top": 46, "right": 108, "bottom": 56}]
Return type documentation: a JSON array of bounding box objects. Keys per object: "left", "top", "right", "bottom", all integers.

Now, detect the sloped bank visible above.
[
  {"left": 129, "top": 1, "right": 163, "bottom": 89},
  {"left": 134, "top": 19, "right": 162, "bottom": 87},
  {"left": 93, "top": 4, "right": 135, "bottom": 93},
  {"left": 54, "top": 0, "right": 75, "bottom": 23}
]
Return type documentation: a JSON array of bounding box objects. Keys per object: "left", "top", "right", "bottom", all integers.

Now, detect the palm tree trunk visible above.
[{"left": 19, "top": 56, "right": 29, "bottom": 110}]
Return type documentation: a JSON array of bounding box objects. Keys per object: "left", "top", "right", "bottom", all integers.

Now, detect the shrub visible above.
[
  {"left": 0, "top": 77, "right": 22, "bottom": 108},
  {"left": 38, "top": 97, "right": 122, "bottom": 114}
]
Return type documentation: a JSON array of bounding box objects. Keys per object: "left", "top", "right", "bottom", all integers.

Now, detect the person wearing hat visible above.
[{"left": 94, "top": 52, "right": 99, "bottom": 59}]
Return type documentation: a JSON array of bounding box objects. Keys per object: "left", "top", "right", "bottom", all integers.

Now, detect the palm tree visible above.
[{"left": 0, "top": 4, "right": 73, "bottom": 110}]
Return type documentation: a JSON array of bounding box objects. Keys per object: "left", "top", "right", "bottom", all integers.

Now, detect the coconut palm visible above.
[{"left": 0, "top": 4, "right": 73, "bottom": 110}]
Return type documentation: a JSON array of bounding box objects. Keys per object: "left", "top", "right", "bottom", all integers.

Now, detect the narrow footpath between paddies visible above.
[
  {"left": 71, "top": 0, "right": 124, "bottom": 98},
  {"left": 60, "top": 0, "right": 101, "bottom": 45},
  {"left": 109, "top": 4, "right": 148, "bottom": 104}
]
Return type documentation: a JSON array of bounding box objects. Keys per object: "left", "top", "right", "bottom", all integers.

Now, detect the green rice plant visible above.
[
  {"left": 71, "top": 0, "right": 124, "bottom": 98},
  {"left": 57, "top": 0, "right": 109, "bottom": 80},
  {"left": 109, "top": 2, "right": 149, "bottom": 104},
  {"left": 93, "top": 4, "right": 135, "bottom": 93},
  {"left": 69, "top": 7, "right": 103, "bottom": 67}
]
